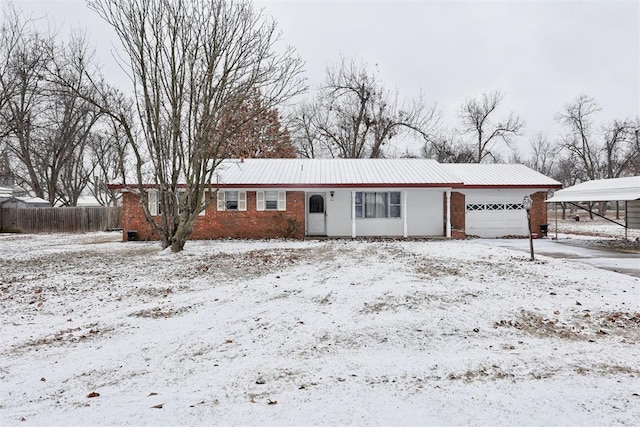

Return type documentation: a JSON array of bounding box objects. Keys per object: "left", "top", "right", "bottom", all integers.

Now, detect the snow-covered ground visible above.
[
  {"left": 1, "top": 231, "right": 639, "bottom": 426},
  {"left": 550, "top": 215, "right": 640, "bottom": 241}
]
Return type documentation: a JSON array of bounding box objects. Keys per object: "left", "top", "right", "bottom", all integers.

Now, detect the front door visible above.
[{"left": 307, "top": 193, "right": 326, "bottom": 235}]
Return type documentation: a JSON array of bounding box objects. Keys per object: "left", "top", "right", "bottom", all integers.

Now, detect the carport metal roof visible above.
[{"left": 546, "top": 176, "right": 640, "bottom": 202}]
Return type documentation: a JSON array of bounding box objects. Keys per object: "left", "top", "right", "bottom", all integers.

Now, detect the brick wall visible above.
[
  {"left": 529, "top": 191, "right": 549, "bottom": 236},
  {"left": 121, "top": 190, "right": 306, "bottom": 241},
  {"left": 442, "top": 191, "right": 466, "bottom": 239},
  {"left": 450, "top": 191, "right": 466, "bottom": 239}
]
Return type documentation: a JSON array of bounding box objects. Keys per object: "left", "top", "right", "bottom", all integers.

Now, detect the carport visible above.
[{"left": 546, "top": 176, "right": 640, "bottom": 239}]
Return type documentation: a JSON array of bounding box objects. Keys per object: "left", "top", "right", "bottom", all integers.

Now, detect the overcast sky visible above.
[{"left": 10, "top": 0, "right": 640, "bottom": 157}]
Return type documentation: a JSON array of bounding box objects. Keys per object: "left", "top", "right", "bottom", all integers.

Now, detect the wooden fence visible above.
[{"left": 0, "top": 206, "right": 122, "bottom": 233}]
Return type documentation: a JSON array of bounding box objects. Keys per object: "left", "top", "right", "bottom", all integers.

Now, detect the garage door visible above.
[{"left": 465, "top": 202, "right": 528, "bottom": 238}]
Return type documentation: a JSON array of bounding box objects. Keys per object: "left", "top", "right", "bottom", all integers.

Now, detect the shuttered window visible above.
[{"left": 257, "top": 191, "right": 286, "bottom": 211}]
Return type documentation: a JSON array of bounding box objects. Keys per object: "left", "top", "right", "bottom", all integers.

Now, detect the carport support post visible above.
[{"left": 555, "top": 202, "right": 558, "bottom": 241}]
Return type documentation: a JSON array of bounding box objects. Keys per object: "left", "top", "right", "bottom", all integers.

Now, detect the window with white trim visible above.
[
  {"left": 256, "top": 190, "right": 286, "bottom": 211},
  {"left": 149, "top": 189, "right": 206, "bottom": 216},
  {"left": 354, "top": 192, "right": 401, "bottom": 218},
  {"left": 217, "top": 190, "right": 247, "bottom": 211},
  {"left": 148, "top": 189, "right": 160, "bottom": 216},
  {"left": 177, "top": 189, "right": 205, "bottom": 216}
]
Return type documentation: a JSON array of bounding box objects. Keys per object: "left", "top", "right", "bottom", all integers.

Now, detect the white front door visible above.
[{"left": 307, "top": 193, "right": 326, "bottom": 235}]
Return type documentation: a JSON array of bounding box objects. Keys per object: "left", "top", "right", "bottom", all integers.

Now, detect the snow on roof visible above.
[
  {"left": 16, "top": 196, "right": 51, "bottom": 205},
  {"left": 214, "top": 158, "right": 463, "bottom": 187},
  {"left": 0, "top": 186, "right": 13, "bottom": 196},
  {"left": 546, "top": 176, "right": 640, "bottom": 202},
  {"left": 76, "top": 195, "right": 101, "bottom": 207},
  {"left": 443, "top": 163, "right": 562, "bottom": 187}
]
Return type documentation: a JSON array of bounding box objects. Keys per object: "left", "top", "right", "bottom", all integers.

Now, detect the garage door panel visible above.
[{"left": 466, "top": 208, "right": 528, "bottom": 237}]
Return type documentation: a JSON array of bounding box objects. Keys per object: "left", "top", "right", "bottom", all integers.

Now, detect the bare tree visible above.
[
  {"left": 555, "top": 94, "right": 602, "bottom": 182},
  {"left": 0, "top": 4, "right": 53, "bottom": 199},
  {"left": 289, "top": 100, "right": 328, "bottom": 158},
  {"left": 0, "top": 5, "right": 108, "bottom": 205},
  {"left": 555, "top": 95, "right": 604, "bottom": 217},
  {"left": 629, "top": 122, "right": 640, "bottom": 175},
  {"left": 458, "top": 90, "right": 524, "bottom": 163},
  {"left": 294, "top": 58, "right": 439, "bottom": 158},
  {"left": 600, "top": 119, "right": 638, "bottom": 179},
  {"left": 82, "top": 0, "right": 305, "bottom": 251},
  {"left": 422, "top": 132, "right": 475, "bottom": 163},
  {"left": 87, "top": 119, "right": 130, "bottom": 206},
  {"left": 527, "top": 132, "right": 559, "bottom": 176}
]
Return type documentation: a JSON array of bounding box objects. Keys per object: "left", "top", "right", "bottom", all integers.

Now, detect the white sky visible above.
[{"left": 10, "top": 0, "right": 640, "bottom": 157}]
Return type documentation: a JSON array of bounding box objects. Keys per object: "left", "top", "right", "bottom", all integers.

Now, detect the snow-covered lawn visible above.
[{"left": 1, "top": 232, "right": 639, "bottom": 426}]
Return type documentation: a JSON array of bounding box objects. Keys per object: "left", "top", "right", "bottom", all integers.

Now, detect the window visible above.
[
  {"left": 257, "top": 191, "right": 286, "bottom": 211},
  {"left": 354, "top": 192, "right": 401, "bottom": 218},
  {"left": 149, "top": 189, "right": 206, "bottom": 216},
  {"left": 466, "top": 203, "right": 484, "bottom": 211},
  {"left": 176, "top": 190, "right": 206, "bottom": 216},
  {"left": 389, "top": 192, "right": 401, "bottom": 218},
  {"left": 309, "top": 194, "right": 324, "bottom": 213},
  {"left": 217, "top": 191, "right": 246, "bottom": 211},
  {"left": 466, "top": 203, "right": 525, "bottom": 211},
  {"left": 226, "top": 191, "right": 239, "bottom": 210},
  {"left": 148, "top": 189, "right": 160, "bottom": 216},
  {"left": 265, "top": 191, "right": 278, "bottom": 210}
]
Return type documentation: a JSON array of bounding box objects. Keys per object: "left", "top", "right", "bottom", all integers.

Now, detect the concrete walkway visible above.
[{"left": 481, "top": 237, "right": 640, "bottom": 278}]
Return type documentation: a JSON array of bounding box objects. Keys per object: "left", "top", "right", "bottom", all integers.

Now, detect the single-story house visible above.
[{"left": 112, "top": 159, "right": 561, "bottom": 241}]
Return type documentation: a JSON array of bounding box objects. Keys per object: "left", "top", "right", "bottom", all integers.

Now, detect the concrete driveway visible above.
[{"left": 482, "top": 237, "right": 640, "bottom": 278}]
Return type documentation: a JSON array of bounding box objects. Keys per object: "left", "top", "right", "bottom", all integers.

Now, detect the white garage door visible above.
[{"left": 465, "top": 202, "right": 528, "bottom": 238}]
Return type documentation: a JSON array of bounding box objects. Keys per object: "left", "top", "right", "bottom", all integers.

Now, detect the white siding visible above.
[
  {"left": 405, "top": 190, "right": 443, "bottom": 236},
  {"left": 322, "top": 189, "right": 444, "bottom": 237}
]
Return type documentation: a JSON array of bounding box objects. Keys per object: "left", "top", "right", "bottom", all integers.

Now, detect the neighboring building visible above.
[
  {"left": 76, "top": 195, "right": 102, "bottom": 207},
  {"left": 0, "top": 195, "right": 52, "bottom": 208},
  {"left": 0, "top": 186, "right": 13, "bottom": 199},
  {"left": 111, "top": 159, "right": 561, "bottom": 241}
]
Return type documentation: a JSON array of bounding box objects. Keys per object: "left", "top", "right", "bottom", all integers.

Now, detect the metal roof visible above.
[
  {"left": 442, "top": 163, "right": 562, "bottom": 188},
  {"left": 214, "top": 158, "right": 464, "bottom": 187},
  {"left": 546, "top": 176, "right": 640, "bottom": 202}
]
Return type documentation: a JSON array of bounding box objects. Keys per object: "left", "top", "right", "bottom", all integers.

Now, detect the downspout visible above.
[{"left": 446, "top": 189, "right": 452, "bottom": 238}]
